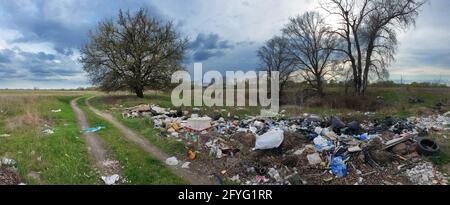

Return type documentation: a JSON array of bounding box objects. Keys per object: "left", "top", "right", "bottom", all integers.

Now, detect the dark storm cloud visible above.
[
  {"left": 187, "top": 33, "right": 235, "bottom": 62},
  {"left": 0, "top": 48, "right": 82, "bottom": 81},
  {"left": 192, "top": 50, "right": 225, "bottom": 62}
]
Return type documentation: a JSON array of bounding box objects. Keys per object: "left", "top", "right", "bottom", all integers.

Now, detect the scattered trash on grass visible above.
[
  {"left": 1, "top": 158, "right": 16, "bottom": 166},
  {"left": 42, "top": 128, "right": 54, "bottom": 135}
]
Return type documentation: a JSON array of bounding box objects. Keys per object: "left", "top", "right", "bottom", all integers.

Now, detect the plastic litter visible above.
[
  {"left": 209, "top": 146, "right": 223, "bottom": 158},
  {"left": 1, "top": 158, "right": 16, "bottom": 166},
  {"left": 151, "top": 105, "right": 168, "bottom": 115},
  {"left": 81, "top": 126, "right": 106, "bottom": 134},
  {"left": 253, "top": 129, "right": 284, "bottom": 150},
  {"left": 348, "top": 146, "right": 362, "bottom": 153},
  {"left": 268, "top": 168, "right": 282, "bottom": 182},
  {"left": 347, "top": 121, "right": 360, "bottom": 131},
  {"left": 170, "top": 132, "right": 179, "bottom": 138},
  {"left": 307, "top": 153, "right": 321, "bottom": 165},
  {"left": 101, "top": 174, "right": 120, "bottom": 185},
  {"left": 186, "top": 116, "right": 212, "bottom": 131},
  {"left": 165, "top": 156, "right": 179, "bottom": 166},
  {"left": 187, "top": 149, "right": 196, "bottom": 160},
  {"left": 255, "top": 175, "right": 267, "bottom": 183},
  {"left": 331, "top": 156, "right": 347, "bottom": 178},
  {"left": 230, "top": 175, "right": 241, "bottom": 183},
  {"left": 42, "top": 128, "right": 54, "bottom": 135},
  {"left": 313, "top": 136, "right": 334, "bottom": 152},
  {"left": 354, "top": 133, "right": 368, "bottom": 141},
  {"left": 406, "top": 162, "right": 447, "bottom": 185},
  {"left": 181, "top": 162, "right": 191, "bottom": 169},
  {"left": 314, "top": 127, "right": 325, "bottom": 135},
  {"left": 0, "top": 134, "right": 10, "bottom": 137},
  {"left": 330, "top": 116, "right": 345, "bottom": 129},
  {"left": 51, "top": 109, "right": 61, "bottom": 113}
]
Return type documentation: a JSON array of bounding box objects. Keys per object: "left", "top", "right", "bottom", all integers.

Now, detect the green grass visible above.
[
  {"left": 90, "top": 95, "right": 189, "bottom": 156},
  {"left": 427, "top": 132, "right": 450, "bottom": 169},
  {"left": 0, "top": 96, "right": 99, "bottom": 184},
  {"left": 77, "top": 97, "right": 186, "bottom": 184}
]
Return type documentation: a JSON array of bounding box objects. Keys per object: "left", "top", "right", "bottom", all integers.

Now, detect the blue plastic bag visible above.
[
  {"left": 354, "top": 133, "right": 368, "bottom": 141},
  {"left": 331, "top": 156, "right": 347, "bottom": 178},
  {"left": 81, "top": 126, "right": 106, "bottom": 134},
  {"left": 313, "top": 136, "right": 334, "bottom": 152}
]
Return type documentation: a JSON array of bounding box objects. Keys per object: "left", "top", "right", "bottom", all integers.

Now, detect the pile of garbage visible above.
[
  {"left": 122, "top": 104, "right": 450, "bottom": 185},
  {"left": 405, "top": 162, "right": 448, "bottom": 185},
  {"left": 122, "top": 104, "right": 182, "bottom": 118},
  {"left": 0, "top": 157, "right": 20, "bottom": 185},
  {"left": 407, "top": 111, "right": 450, "bottom": 132}
]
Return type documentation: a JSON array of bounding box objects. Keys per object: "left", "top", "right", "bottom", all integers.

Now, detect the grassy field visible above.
[{"left": 0, "top": 95, "right": 99, "bottom": 184}]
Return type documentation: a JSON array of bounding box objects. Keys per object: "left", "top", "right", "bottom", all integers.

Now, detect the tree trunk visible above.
[
  {"left": 134, "top": 87, "right": 144, "bottom": 98},
  {"left": 317, "top": 76, "right": 324, "bottom": 96},
  {"left": 362, "top": 41, "right": 375, "bottom": 95}
]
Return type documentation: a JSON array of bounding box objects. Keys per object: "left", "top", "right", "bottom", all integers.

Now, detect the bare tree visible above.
[
  {"left": 283, "top": 12, "right": 338, "bottom": 96},
  {"left": 320, "top": 0, "right": 426, "bottom": 95},
  {"left": 80, "top": 8, "right": 187, "bottom": 98},
  {"left": 257, "top": 36, "right": 295, "bottom": 93}
]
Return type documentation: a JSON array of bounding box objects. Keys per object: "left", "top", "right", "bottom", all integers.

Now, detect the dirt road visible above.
[
  {"left": 70, "top": 98, "right": 121, "bottom": 183},
  {"left": 85, "top": 97, "right": 212, "bottom": 185}
]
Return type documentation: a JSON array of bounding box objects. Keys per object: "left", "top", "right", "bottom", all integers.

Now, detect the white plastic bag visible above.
[
  {"left": 253, "top": 129, "right": 284, "bottom": 150},
  {"left": 101, "top": 174, "right": 120, "bottom": 185},
  {"left": 165, "top": 156, "right": 179, "bottom": 166}
]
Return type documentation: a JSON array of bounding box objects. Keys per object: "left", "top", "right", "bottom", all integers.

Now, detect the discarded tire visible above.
[{"left": 416, "top": 138, "right": 440, "bottom": 156}]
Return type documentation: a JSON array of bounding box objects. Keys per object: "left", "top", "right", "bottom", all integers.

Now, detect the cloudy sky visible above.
[{"left": 0, "top": 0, "right": 448, "bottom": 89}]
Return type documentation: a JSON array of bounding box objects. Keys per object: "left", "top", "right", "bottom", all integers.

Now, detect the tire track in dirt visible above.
[
  {"left": 70, "top": 97, "right": 122, "bottom": 184},
  {"left": 85, "top": 97, "right": 212, "bottom": 185}
]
